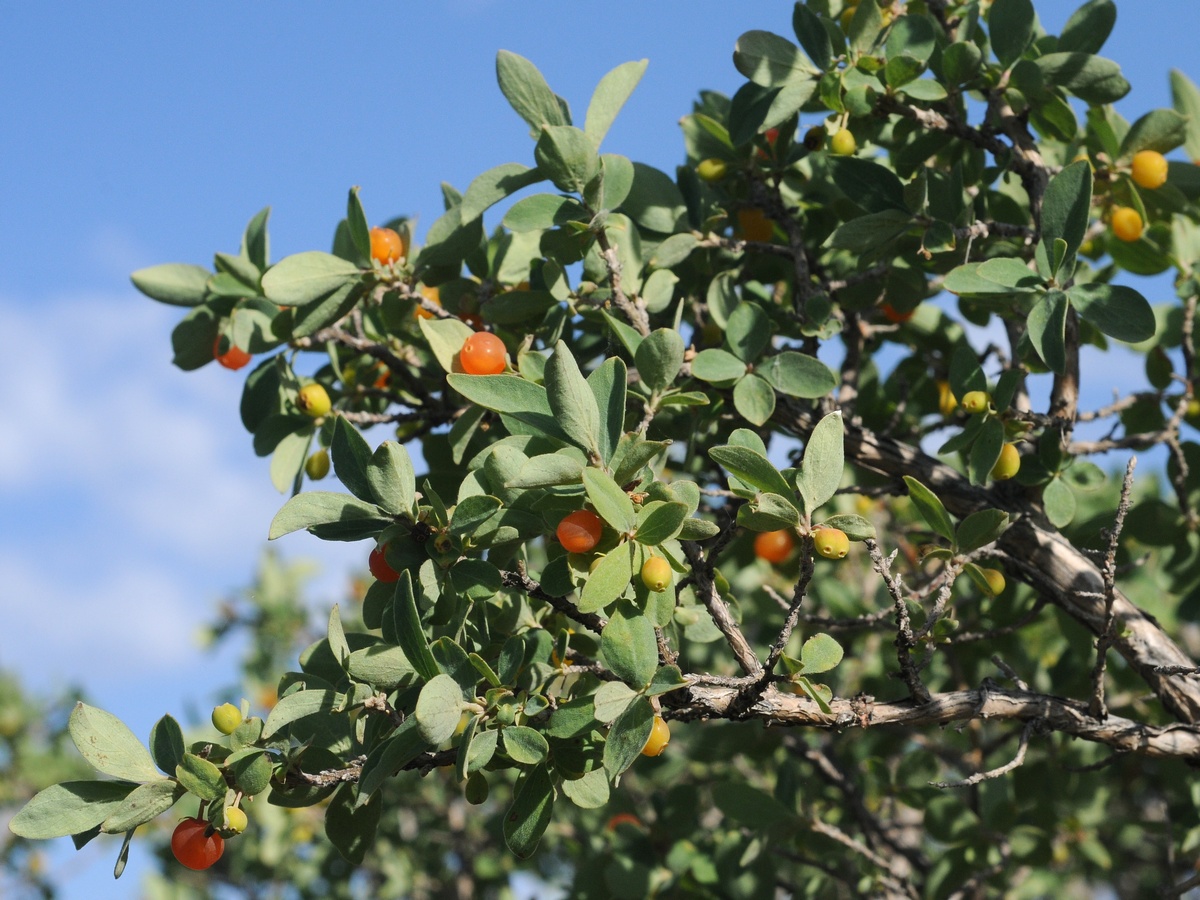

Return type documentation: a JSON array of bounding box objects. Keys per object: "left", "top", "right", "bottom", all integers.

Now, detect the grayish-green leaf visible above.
[
  {"left": 1027, "top": 291, "right": 1069, "bottom": 373},
  {"left": 955, "top": 509, "right": 1010, "bottom": 553},
  {"left": 585, "top": 59, "right": 648, "bottom": 147},
  {"left": 1044, "top": 477, "right": 1077, "bottom": 528},
  {"left": 734, "top": 30, "right": 819, "bottom": 87},
  {"left": 496, "top": 50, "right": 570, "bottom": 134},
  {"left": 415, "top": 674, "right": 465, "bottom": 744},
  {"left": 268, "top": 492, "right": 387, "bottom": 540},
  {"left": 799, "top": 633, "right": 844, "bottom": 675},
  {"left": 758, "top": 352, "right": 838, "bottom": 398},
  {"left": 9, "top": 782, "right": 137, "bottom": 839},
  {"left": 262, "top": 251, "right": 361, "bottom": 306},
  {"left": 733, "top": 373, "right": 776, "bottom": 426},
  {"left": 1069, "top": 283, "right": 1156, "bottom": 343},
  {"left": 504, "top": 764, "right": 556, "bottom": 859},
  {"left": 101, "top": 780, "right": 181, "bottom": 834},
  {"left": 461, "top": 163, "right": 546, "bottom": 223},
  {"left": 130, "top": 263, "right": 210, "bottom": 307},
  {"left": 904, "top": 477, "right": 955, "bottom": 543},
  {"left": 797, "top": 412, "right": 844, "bottom": 515},
  {"left": 69, "top": 703, "right": 161, "bottom": 784},
  {"left": 583, "top": 467, "right": 636, "bottom": 532}
]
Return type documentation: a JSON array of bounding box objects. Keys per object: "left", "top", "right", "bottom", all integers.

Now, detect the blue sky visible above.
[{"left": 2, "top": 1, "right": 1199, "bottom": 895}]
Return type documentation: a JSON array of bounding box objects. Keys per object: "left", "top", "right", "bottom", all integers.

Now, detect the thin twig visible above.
[
  {"left": 1089, "top": 458, "right": 1138, "bottom": 719},
  {"left": 930, "top": 721, "right": 1033, "bottom": 788},
  {"left": 867, "top": 540, "right": 931, "bottom": 703}
]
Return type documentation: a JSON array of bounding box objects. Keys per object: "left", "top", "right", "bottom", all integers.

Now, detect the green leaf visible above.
[
  {"left": 602, "top": 604, "right": 660, "bottom": 688},
  {"left": 797, "top": 412, "right": 844, "bottom": 515},
  {"left": 262, "top": 251, "right": 361, "bottom": 306},
  {"left": 326, "top": 785, "right": 382, "bottom": 865},
  {"left": 504, "top": 764, "right": 556, "bottom": 859},
  {"left": 502, "top": 726, "right": 550, "bottom": 765},
  {"left": 975, "top": 258, "right": 1043, "bottom": 290},
  {"left": 691, "top": 348, "right": 748, "bottom": 383},
  {"left": 461, "top": 163, "right": 546, "bottom": 222},
  {"left": 327, "top": 604, "right": 350, "bottom": 669},
  {"left": 535, "top": 125, "right": 600, "bottom": 194},
  {"left": 357, "top": 719, "right": 428, "bottom": 800},
  {"left": 367, "top": 441, "right": 416, "bottom": 517},
  {"left": 331, "top": 417, "right": 374, "bottom": 503},
  {"left": 68, "top": 703, "right": 161, "bottom": 783},
  {"left": 496, "top": 50, "right": 570, "bottom": 134},
  {"left": 738, "top": 493, "right": 801, "bottom": 531},
  {"left": 1171, "top": 70, "right": 1200, "bottom": 162},
  {"left": 1059, "top": 0, "right": 1116, "bottom": 54},
  {"left": 757, "top": 352, "right": 838, "bottom": 398},
  {"left": 989, "top": 0, "right": 1035, "bottom": 67},
  {"left": 830, "top": 157, "right": 908, "bottom": 214},
  {"left": 268, "top": 492, "right": 388, "bottom": 541},
  {"left": 826, "top": 209, "right": 913, "bottom": 252},
  {"left": 450, "top": 494, "right": 503, "bottom": 539},
  {"left": 170, "top": 305, "right": 220, "bottom": 371},
  {"left": 561, "top": 768, "right": 610, "bottom": 809},
  {"left": 1034, "top": 52, "right": 1130, "bottom": 104},
  {"left": 269, "top": 427, "right": 311, "bottom": 495},
  {"left": 904, "top": 477, "right": 955, "bottom": 543},
  {"left": 394, "top": 571, "right": 441, "bottom": 682},
  {"left": 415, "top": 674, "right": 465, "bottom": 744},
  {"left": 130, "top": 263, "right": 210, "bottom": 307},
  {"left": 585, "top": 59, "right": 648, "bottom": 147},
  {"left": 594, "top": 681, "right": 637, "bottom": 723},
  {"left": 636, "top": 329, "right": 685, "bottom": 392},
  {"left": 649, "top": 233, "right": 699, "bottom": 269},
  {"left": 1027, "top": 291, "right": 1068, "bottom": 373},
  {"left": 101, "top": 780, "right": 182, "bottom": 834},
  {"left": 1041, "top": 161, "right": 1092, "bottom": 264},
  {"left": 417, "top": 204, "right": 484, "bottom": 269},
  {"left": 635, "top": 501, "right": 688, "bottom": 545},
  {"left": 622, "top": 163, "right": 687, "bottom": 233},
  {"left": 956, "top": 509, "right": 1010, "bottom": 553},
  {"left": 149, "top": 714, "right": 185, "bottom": 776},
  {"left": 176, "top": 753, "right": 226, "bottom": 803},
  {"left": 709, "top": 445, "right": 795, "bottom": 501},
  {"left": 1119, "top": 109, "right": 1189, "bottom": 158},
  {"left": 726, "top": 303, "right": 771, "bottom": 363},
  {"left": 712, "top": 781, "right": 796, "bottom": 829},
  {"left": 1043, "top": 477, "right": 1078, "bottom": 528},
  {"left": 1068, "top": 284, "right": 1156, "bottom": 343},
  {"left": 733, "top": 373, "right": 776, "bottom": 426},
  {"left": 603, "top": 696, "right": 655, "bottom": 780},
  {"left": 261, "top": 689, "right": 340, "bottom": 739},
  {"left": 419, "top": 315, "right": 478, "bottom": 374},
  {"left": 799, "top": 633, "right": 843, "bottom": 675},
  {"left": 502, "top": 194, "right": 588, "bottom": 232},
  {"left": 583, "top": 468, "right": 636, "bottom": 532},
  {"left": 448, "top": 374, "right": 567, "bottom": 442},
  {"left": 289, "top": 281, "right": 361, "bottom": 340},
  {"left": 734, "top": 30, "right": 818, "bottom": 87},
  {"left": 942, "top": 41, "right": 983, "bottom": 84},
  {"left": 596, "top": 153, "right": 636, "bottom": 210},
  {"left": 228, "top": 750, "right": 274, "bottom": 797},
  {"left": 791, "top": 3, "right": 832, "bottom": 70},
  {"left": 345, "top": 187, "right": 371, "bottom": 266},
  {"left": 969, "top": 418, "right": 1005, "bottom": 486},
  {"left": 899, "top": 78, "right": 948, "bottom": 102},
  {"left": 820, "top": 513, "right": 876, "bottom": 541},
  {"left": 578, "top": 541, "right": 635, "bottom": 613},
  {"left": 546, "top": 340, "right": 602, "bottom": 455},
  {"left": 10, "top": 782, "right": 137, "bottom": 839}
]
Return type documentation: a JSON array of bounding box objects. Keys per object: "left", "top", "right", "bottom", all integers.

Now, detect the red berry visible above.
[
  {"left": 212, "top": 336, "right": 251, "bottom": 371},
  {"left": 754, "top": 530, "right": 794, "bottom": 564},
  {"left": 369, "top": 546, "right": 400, "bottom": 583},
  {"left": 171, "top": 817, "right": 224, "bottom": 870},
  {"left": 459, "top": 332, "right": 508, "bottom": 375},
  {"left": 557, "top": 510, "right": 604, "bottom": 553}
]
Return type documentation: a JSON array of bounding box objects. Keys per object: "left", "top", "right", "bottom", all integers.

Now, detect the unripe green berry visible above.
[
  {"left": 223, "top": 806, "right": 248, "bottom": 834},
  {"left": 979, "top": 568, "right": 1006, "bottom": 596},
  {"left": 830, "top": 127, "right": 857, "bottom": 156},
  {"left": 211, "top": 703, "right": 243, "bottom": 735},
  {"left": 696, "top": 158, "right": 729, "bottom": 182},
  {"left": 961, "top": 391, "right": 990, "bottom": 415},
  {"left": 813, "top": 527, "right": 850, "bottom": 560},
  {"left": 991, "top": 443, "right": 1021, "bottom": 481},
  {"left": 641, "top": 556, "right": 672, "bottom": 592},
  {"left": 297, "top": 383, "right": 331, "bottom": 418},
  {"left": 465, "top": 772, "right": 490, "bottom": 805},
  {"left": 305, "top": 449, "right": 330, "bottom": 480}
]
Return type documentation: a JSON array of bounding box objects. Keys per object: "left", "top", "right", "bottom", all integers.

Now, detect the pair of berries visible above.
[{"left": 754, "top": 528, "right": 849, "bottom": 562}]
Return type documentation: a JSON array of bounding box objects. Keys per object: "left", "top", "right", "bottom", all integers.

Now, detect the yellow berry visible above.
[
  {"left": 961, "top": 391, "right": 990, "bottom": 415},
  {"left": 1111, "top": 206, "right": 1144, "bottom": 242},
  {"left": 813, "top": 527, "right": 850, "bottom": 560},
  {"left": 937, "top": 381, "right": 958, "bottom": 417},
  {"left": 305, "top": 449, "right": 330, "bottom": 480},
  {"left": 1131, "top": 150, "right": 1169, "bottom": 190},
  {"left": 223, "top": 807, "right": 248, "bottom": 834},
  {"left": 641, "top": 716, "right": 671, "bottom": 757},
  {"left": 696, "top": 158, "right": 729, "bottom": 182},
  {"left": 991, "top": 443, "right": 1021, "bottom": 481},
  {"left": 640, "top": 556, "right": 672, "bottom": 592},
  {"left": 830, "top": 128, "right": 857, "bottom": 156},
  {"left": 297, "top": 383, "right": 332, "bottom": 418},
  {"left": 978, "top": 567, "right": 1006, "bottom": 596},
  {"left": 211, "top": 703, "right": 243, "bottom": 735}
]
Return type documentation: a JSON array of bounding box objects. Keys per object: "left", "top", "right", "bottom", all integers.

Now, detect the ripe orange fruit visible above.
[
  {"left": 171, "top": 818, "right": 224, "bottom": 870},
  {"left": 641, "top": 556, "right": 672, "bottom": 592},
  {"left": 369, "top": 226, "right": 406, "bottom": 265},
  {"left": 416, "top": 284, "right": 441, "bottom": 320},
  {"left": 297, "top": 383, "right": 331, "bottom": 418},
  {"left": 1111, "top": 206, "right": 1144, "bottom": 242},
  {"left": 991, "top": 443, "right": 1021, "bottom": 481},
  {"left": 605, "top": 812, "right": 643, "bottom": 830},
  {"left": 881, "top": 303, "right": 914, "bottom": 323},
  {"left": 557, "top": 510, "right": 604, "bottom": 553},
  {"left": 641, "top": 715, "right": 671, "bottom": 757},
  {"left": 830, "top": 128, "right": 857, "bottom": 156},
  {"left": 213, "top": 336, "right": 251, "bottom": 371},
  {"left": 459, "top": 332, "right": 508, "bottom": 376},
  {"left": 1131, "top": 150, "right": 1168, "bottom": 190},
  {"left": 735, "top": 208, "right": 774, "bottom": 242},
  {"left": 813, "top": 527, "right": 850, "bottom": 559},
  {"left": 369, "top": 545, "right": 400, "bottom": 583},
  {"left": 754, "top": 530, "right": 794, "bottom": 564}
]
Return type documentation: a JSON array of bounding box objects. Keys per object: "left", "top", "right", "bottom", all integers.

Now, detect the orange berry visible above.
[
  {"left": 369, "top": 545, "right": 400, "bottom": 583},
  {"left": 369, "top": 226, "right": 406, "bottom": 265},
  {"left": 1111, "top": 206, "right": 1144, "bottom": 242},
  {"left": 640, "top": 556, "right": 672, "bottom": 592},
  {"left": 459, "top": 332, "right": 507, "bottom": 375},
  {"left": 297, "top": 383, "right": 331, "bottom": 418},
  {"left": 605, "top": 812, "right": 643, "bottom": 831},
  {"left": 1131, "top": 150, "right": 1168, "bottom": 190},
  {"left": 991, "top": 443, "right": 1021, "bottom": 481},
  {"left": 754, "top": 529, "right": 794, "bottom": 564},
  {"left": 171, "top": 818, "right": 224, "bottom": 870},
  {"left": 213, "top": 336, "right": 251, "bottom": 371},
  {"left": 735, "top": 208, "right": 774, "bottom": 243},
  {"left": 641, "top": 716, "right": 671, "bottom": 757},
  {"left": 557, "top": 510, "right": 604, "bottom": 553},
  {"left": 416, "top": 285, "right": 441, "bottom": 320},
  {"left": 881, "top": 302, "right": 914, "bottom": 323},
  {"left": 813, "top": 527, "right": 850, "bottom": 560}
]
